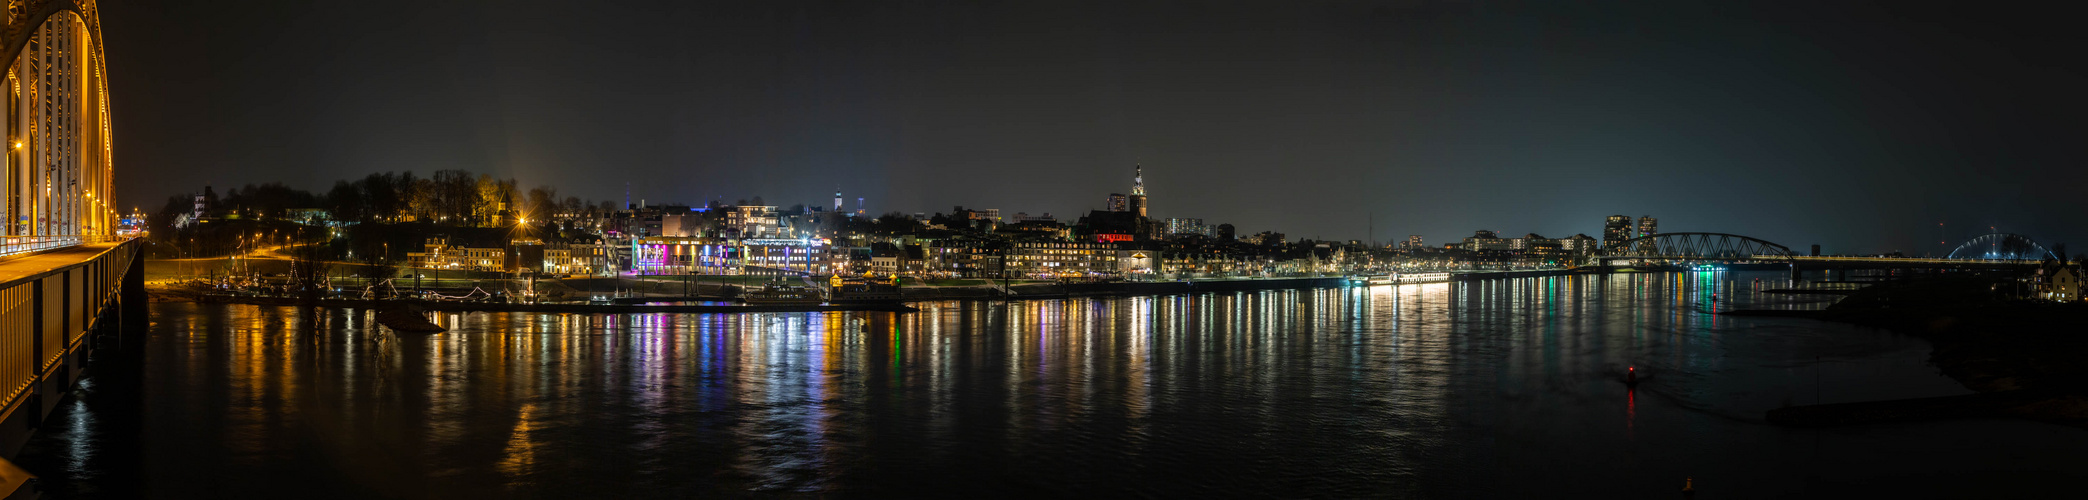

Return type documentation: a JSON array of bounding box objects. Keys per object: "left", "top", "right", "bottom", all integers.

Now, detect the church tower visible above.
[{"left": 1128, "top": 164, "right": 1148, "bottom": 218}]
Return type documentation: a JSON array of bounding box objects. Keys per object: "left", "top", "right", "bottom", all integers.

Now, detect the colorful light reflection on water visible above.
[{"left": 18, "top": 272, "right": 2088, "bottom": 498}]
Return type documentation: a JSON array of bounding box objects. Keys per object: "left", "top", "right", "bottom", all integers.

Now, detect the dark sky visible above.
[{"left": 105, "top": 1, "right": 2087, "bottom": 255}]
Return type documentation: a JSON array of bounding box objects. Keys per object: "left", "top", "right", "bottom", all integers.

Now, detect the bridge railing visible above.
[
  {"left": 0, "top": 234, "right": 122, "bottom": 259},
  {"left": 0, "top": 238, "right": 138, "bottom": 434}
]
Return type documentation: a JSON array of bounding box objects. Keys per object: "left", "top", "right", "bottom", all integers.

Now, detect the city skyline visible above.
[
  {"left": 105, "top": 1, "right": 2087, "bottom": 255},
  {"left": 10, "top": 2, "right": 2088, "bottom": 497},
  {"left": 143, "top": 161, "right": 2054, "bottom": 258}
]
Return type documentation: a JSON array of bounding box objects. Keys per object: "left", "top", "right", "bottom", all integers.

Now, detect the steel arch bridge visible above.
[
  {"left": 1593, "top": 232, "right": 1795, "bottom": 264},
  {"left": 0, "top": 0, "right": 115, "bottom": 255},
  {"left": 1946, "top": 233, "right": 2056, "bottom": 261}
]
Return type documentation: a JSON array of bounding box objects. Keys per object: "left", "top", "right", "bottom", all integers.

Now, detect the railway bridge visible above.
[{"left": 1592, "top": 232, "right": 2051, "bottom": 278}]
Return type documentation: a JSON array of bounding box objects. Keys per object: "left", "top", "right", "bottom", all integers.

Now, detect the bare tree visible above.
[{"left": 289, "top": 242, "right": 334, "bottom": 304}]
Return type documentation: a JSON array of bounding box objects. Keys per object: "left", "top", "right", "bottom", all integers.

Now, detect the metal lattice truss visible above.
[
  {"left": 1947, "top": 233, "right": 2056, "bottom": 261},
  {"left": 1594, "top": 232, "right": 1794, "bottom": 263},
  {"left": 2, "top": 0, "right": 112, "bottom": 245}
]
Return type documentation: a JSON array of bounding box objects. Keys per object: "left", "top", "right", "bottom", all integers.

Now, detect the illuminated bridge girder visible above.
[
  {"left": 1594, "top": 232, "right": 1795, "bottom": 264},
  {"left": 1946, "top": 233, "right": 2056, "bottom": 261},
  {"left": 2, "top": 0, "right": 113, "bottom": 253}
]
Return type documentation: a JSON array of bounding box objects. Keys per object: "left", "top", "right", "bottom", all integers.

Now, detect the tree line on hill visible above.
[{"left": 153, "top": 169, "right": 627, "bottom": 232}]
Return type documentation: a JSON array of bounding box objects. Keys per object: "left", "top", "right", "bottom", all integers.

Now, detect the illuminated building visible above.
[
  {"left": 1118, "top": 250, "right": 1154, "bottom": 275},
  {"left": 541, "top": 241, "right": 608, "bottom": 275},
  {"left": 1510, "top": 233, "right": 1547, "bottom": 251},
  {"left": 726, "top": 205, "right": 779, "bottom": 237},
  {"left": 2037, "top": 262, "right": 2079, "bottom": 302},
  {"left": 405, "top": 237, "right": 508, "bottom": 271},
  {"left": 870, "top": 243, "right": 925, "bottom": 276},
  {"left": 1557, "top": 234, "right": 1598, "bottom": 254},
  {"left": 1107, "top": 193, "right": 1128, "bottom": 212},
  {"left": 1164, "top": 217, "right": 1206, "bottom": 238},
  {"left": 738, "top": 238, "right": 832, "bottom": 275},
  {"left": 1602, "top": 215, "right": 1632, "bottom": 248},
  {"left": 1005, "top": 241, "right": 1119, "bottom": 278},
  {"left": 1637, "top": 216, "right": 1658, "bottom": 239},
  {"left": 630, "top": 236, "right": 730, "bottom": 275},
  {"left": 1461, "top": 230, "right": 1511, "bottom": 252},
  {"left": 1128, "top": 164, "right": 1148, "bottom": 218}
]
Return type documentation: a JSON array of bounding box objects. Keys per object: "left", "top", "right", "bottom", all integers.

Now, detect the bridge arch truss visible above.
[
  {"left": 2, "top": 0, "right": 113, "bottom": 254},
  {"left": 1594, "top": 232, "right": 1795, "bottom": 264},
  {"left": 1946, "top": 233, "right": 2056, "bottom": 261}
]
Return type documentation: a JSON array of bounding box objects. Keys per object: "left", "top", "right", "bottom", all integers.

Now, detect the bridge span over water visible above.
[
  {"left": 0, "top": 1, "right": 145, "bottom": 492},
  {"left": 1592, "top": 232, "right": 2052, "bottom": 275}
]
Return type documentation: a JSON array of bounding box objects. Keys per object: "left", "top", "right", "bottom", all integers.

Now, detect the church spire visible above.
[
  {"left": 1131, "top": 163, "right": 1145, "bottom": 196},
  {"left": 1128, "top": 163, "right": 1148, "bottom": 218}
]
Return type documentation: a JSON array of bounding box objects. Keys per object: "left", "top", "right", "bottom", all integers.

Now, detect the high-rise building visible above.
[
  {"left": 834, "top": 190, "right": 843, "bottom": 211},
  {"left": 1602, "top": 215, "right": 1633, "bottom": 248},
  {"left": 1164, "top": 218, "right": 1206, "bottom": 237},
  {"left": 1107, "top": 193, "right": 1128, "bottom": 212},
  {"left": 1405, "top": 234, "right": 1424, "bottom": 250},
  {"left": 1637, "top": 216, "right": 1658, "bottom": 239},
  {"left": 1128, "top": 164, "right": 1148, "bottom": 218}
]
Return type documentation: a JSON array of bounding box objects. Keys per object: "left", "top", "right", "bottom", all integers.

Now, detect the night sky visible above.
[{"left": 104, "top": 1, "right": 2086, "bottom": 255}]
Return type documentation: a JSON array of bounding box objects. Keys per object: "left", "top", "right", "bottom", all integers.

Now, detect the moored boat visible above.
[
  {"left": 742, "top": 283, "right": 826, "bottom": 305},
  {"left": 827, "top": 275, "right": 904, "bottom": 304},
  {"left": 1394, "top": 272, "right": 1452, "bottom": 284}
]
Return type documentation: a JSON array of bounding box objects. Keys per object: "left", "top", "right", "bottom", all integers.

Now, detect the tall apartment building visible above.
[
  {"left": 1164, "top": 218, "right": 1207, "bottom": 237},
  {"left": 1602, "top": 215, "right": 1633, "bottom": 248}
]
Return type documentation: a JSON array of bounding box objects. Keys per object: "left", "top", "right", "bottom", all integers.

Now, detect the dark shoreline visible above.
[{"left": 1735, "top": 277, "right": 2088, "bottom": 429}]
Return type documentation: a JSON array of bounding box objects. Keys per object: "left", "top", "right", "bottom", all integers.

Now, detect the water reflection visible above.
[{"left": 18, "top": 271, "right": 2088, "bottom": 498}]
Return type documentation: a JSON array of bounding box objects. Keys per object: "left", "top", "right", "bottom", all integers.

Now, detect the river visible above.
[{"left": 16, "top": 271, "right": 2088, "bottom": 497}]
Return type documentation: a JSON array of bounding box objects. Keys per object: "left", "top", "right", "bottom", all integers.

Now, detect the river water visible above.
[{"left": 16, "top": 271, "right": 2088, "bottom": 498}]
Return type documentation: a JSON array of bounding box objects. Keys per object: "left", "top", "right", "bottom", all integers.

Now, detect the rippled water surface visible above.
[{"left": 18, "top": 272, "right": 2088, "bottom": 498}]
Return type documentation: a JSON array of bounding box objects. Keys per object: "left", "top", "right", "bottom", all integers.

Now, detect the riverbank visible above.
[
  {"left": 149, "top": 288, "right": 919, "bottom": 314},
  {"left": 537, "top": 275, "right": 1359, "bottom": 301},
  {"left": 151, "top": 275, "right": 1366, "bottom": 310},
  {"left": 1751, "top": 276, "right": 2088, "bottom": 428}
]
